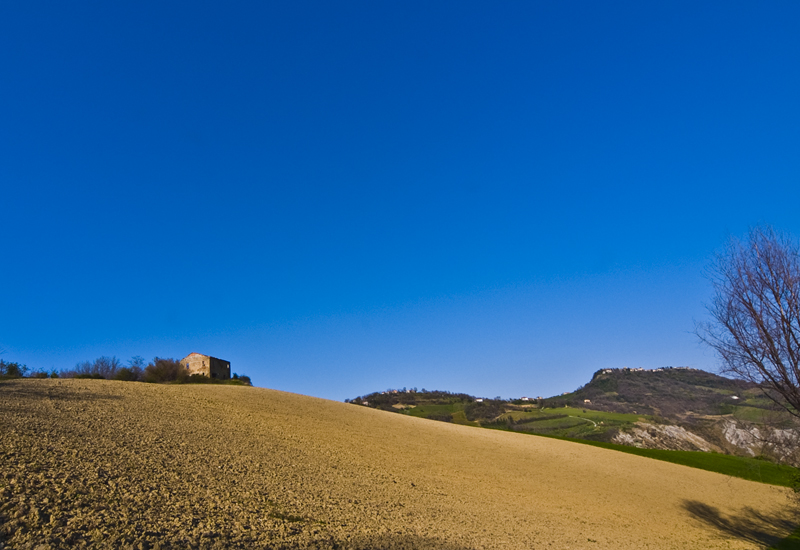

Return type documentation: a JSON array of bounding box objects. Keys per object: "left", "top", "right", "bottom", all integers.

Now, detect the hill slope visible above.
[
  {"left": 1, "top": 379, "right": 797, "bottom": 549},
  {"left": 352, "top": 369, "right": 799, "bottom": 461}
]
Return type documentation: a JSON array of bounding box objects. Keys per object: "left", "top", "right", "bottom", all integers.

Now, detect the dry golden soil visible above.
[{"left": 1, "top": 379, "right": 797, "bottom": 549}]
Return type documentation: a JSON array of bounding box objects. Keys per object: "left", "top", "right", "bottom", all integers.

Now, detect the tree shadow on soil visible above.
[
  {"left": 682, "top": 499, "right": 799, "bottom": 548},
  {"left": 340, "top": 534, "right": 475, "bottom": 550},
  {"left": 99, "top": 535, "right": 477, "bottom": 550},
  {"left": 0, "top": 381, "right": 123, "bottom": 419},
  {"left": 0, "top": 380, "right": 122, "bottom": 402}
]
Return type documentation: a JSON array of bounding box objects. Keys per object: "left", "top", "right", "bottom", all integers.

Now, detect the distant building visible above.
[
  {"left": 180, "top": 353, "right": 231, "bottom": 380},
  {"left": 475, "top": 398, "right": 484, "bottom": 402},
  {"left": 583, "top": 399, "right": 591, "bottom": 404},
  {"left": 521, "top": 397, "right": 530, "bottom": 401}
]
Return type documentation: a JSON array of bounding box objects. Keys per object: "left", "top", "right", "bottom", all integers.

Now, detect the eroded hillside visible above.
[{"left": 1, "top": 379, "right": 797, "bottom": 549}]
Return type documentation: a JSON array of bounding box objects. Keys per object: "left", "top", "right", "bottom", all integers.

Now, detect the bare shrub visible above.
[
  {"left": 61, "top": 356, "right": 122, "bottom": 379},
  {"left": 143, "top": 357, "right": 189, "bottom": 383}
]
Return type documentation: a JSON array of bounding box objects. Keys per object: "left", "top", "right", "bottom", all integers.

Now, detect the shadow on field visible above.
[
  {"left": 344, "top": 534, "right": 474, "bottom": 550},
  {"left": 0, "top": 380, "right": 123, "bottom": 420},
  {"left": 682, "top": 499, "right": 799, "bottom": 547},
  {"left": 0, "top": 380, "right": 122, "bottom": 402}
]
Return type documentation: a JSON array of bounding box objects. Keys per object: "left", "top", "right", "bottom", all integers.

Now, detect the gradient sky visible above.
[{"left": 2, "top": 1, "right": 800, "bottom": 401}]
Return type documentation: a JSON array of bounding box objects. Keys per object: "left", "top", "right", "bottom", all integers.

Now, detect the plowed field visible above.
[{"left": 1, "top": 379, "right": 796, "bottom": 549}]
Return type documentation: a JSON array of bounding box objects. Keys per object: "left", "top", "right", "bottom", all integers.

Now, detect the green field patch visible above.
[
  {"left": 492, "top": 407, "right": 641, "bottom": 439},
  {"left": 558, "top": 424, "right": 603, "bottom": 439},
  {"left": 557, "top": 407, "right": 644, "bottom": 423},
  {"left": 502, "top": 407, "right": 642, "bottom": 423},
  {"left": 513, "top": 413, "right": 569, "bottom": 424},
  {"left": 450, "top": 410, "right": 477, "bottom": 426},
  {"left": 742, "top": 396, "right": 775, "bottom": 407},
  {"left": 514, "top": 416, "right": 587, "bottom": 431},
  {"left": 406, "top": 403, "right": 462, "bottom": 418},
  {"left": 732, "top": 406, "right": 777, "bottom": 422},
  {"left": 515, "top": 407, "right": 645, "bottom": 429}
]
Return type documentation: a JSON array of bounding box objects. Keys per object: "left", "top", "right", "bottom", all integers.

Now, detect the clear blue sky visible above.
[{"left": 2, "top": 2, "right": 800, "bottom": 400}]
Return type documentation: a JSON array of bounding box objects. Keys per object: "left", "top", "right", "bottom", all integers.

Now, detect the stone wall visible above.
[{"left": 180, "top": 353, "right": 231, "bottom": 380}]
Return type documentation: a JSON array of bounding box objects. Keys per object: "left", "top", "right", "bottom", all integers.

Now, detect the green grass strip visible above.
[{"left": 771, "top": 525, "right": 800, "bottom": 550}]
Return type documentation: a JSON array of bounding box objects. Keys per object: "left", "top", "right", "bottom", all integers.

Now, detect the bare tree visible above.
[
  {"left": 698, "top": 226, "right": 800, "bottom": 419},
  {"left": 62, "top": 356, "right": 122, "bottom": 379}
]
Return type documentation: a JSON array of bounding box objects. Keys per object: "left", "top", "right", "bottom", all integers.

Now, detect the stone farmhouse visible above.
[{"left": 180, "top": 353, "right": 231, "bottom": 380}]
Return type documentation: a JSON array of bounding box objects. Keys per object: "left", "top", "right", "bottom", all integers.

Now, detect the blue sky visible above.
[{"left": 2, "top": 1, "right": 800, "bottom": 400}]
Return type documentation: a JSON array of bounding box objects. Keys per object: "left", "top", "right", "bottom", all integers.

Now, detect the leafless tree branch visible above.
[{"left": 697, "top": 226, "right": 800, "bottom": 419}]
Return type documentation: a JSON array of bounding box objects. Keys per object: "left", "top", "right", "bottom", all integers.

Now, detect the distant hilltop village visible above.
[{"left": 595, "top": 366, "right": 698, "bottom": 375}]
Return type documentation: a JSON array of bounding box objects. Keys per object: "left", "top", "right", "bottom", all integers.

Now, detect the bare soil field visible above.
[{"left": 1, "top": 379, "right": 797, "bottom": 549}]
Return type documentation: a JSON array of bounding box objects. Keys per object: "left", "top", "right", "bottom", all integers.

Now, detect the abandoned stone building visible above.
[{"left": 180, "top": 353, "right": 231, "bottom": 380}]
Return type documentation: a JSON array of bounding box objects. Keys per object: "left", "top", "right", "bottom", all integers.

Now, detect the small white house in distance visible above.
[
  {"left": 521, "top": 397, "right": 530, "bottom": 401},
  {"left": 475, "top": 398, "right": 484, "bottom": 402}
]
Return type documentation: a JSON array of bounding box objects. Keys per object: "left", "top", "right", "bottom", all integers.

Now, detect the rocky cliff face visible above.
[
  {"left": 613, "top": 422, "right": 719, "bottom": 452},
  {"left": 613, "top": 418, "right": 800, "bottom": 465}
]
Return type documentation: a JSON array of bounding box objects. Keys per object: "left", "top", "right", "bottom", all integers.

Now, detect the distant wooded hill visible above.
[
  {"left": 349, "top": 368, "right": 768, "bottom": 421},
  {"left": 544, "top": 367, "right": 764, "bottom": 418},
  {"left": 348, "top": 368, "right": 797, "bottom": 464}
]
